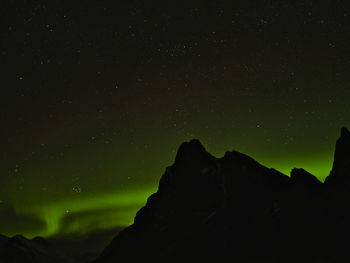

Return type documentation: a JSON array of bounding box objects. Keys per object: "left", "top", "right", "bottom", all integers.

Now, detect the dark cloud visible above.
[
  {"left": 0, "top": 204, "right": 47, "bottom": 237},
  {"left": 57, "top": 207, "right": 129, "bottom": 236}
]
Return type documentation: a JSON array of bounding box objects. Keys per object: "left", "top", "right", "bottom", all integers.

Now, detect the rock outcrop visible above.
[
  {"left": 94, "top": 128, "right": 350, "bottom": 263},
  {"left": 0, "top": 235, "right": 76, "bottom": 263}
]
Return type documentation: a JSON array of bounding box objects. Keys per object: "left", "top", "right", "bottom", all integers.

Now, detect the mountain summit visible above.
[
  {"left": 94, "top": 128, "right": 350, "bottom": 263},
  {"left": 325, "top": 127, "right": 350, "bottom": 186},
  {"left": 174, "top": 139, "right": 210, "bottom": 163}
]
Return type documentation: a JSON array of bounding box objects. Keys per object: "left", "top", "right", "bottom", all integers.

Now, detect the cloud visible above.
[
  {"left": 0, "top": 204, "right": 47, "bottom": 238},
  {"left": 57, "top": 206, "right": 136, "bottom": 236}
]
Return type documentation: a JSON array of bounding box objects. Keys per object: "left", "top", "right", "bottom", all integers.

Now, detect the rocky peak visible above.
[
  {"left": 94, "top": 127, "right": 350, "bottom": 263},
  {"left": 341, "top": 127, "right": 350, "bottom": 138},
  {"left": 174, "top": 139, "right": 213, "bottom": 164},
  {"left": 325, "top": 127, "right": 350, "bottom": 185},
  {"left": 334, "top": 127, "right": 350, "bottom": 167},
  {"left": 290, "top": 168, "right": 322, "bottom": 189}
]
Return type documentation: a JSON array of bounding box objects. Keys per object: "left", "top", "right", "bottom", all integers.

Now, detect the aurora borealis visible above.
[{"left": 1, "top": 1, "right": 350, "bottom": 239}]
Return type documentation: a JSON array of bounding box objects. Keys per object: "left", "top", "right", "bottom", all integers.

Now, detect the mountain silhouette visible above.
[
  {"left": 2, "top": 128, "right": 350, "bottom": 263},
  {"left": 94, "top": 127, "right": 350, "bottom": 263},
  {"left": 0, "top": 235, "right": 76, "bottom": 263},
  {"left": 0, "top": 229, "right": 116, "bottom": 263},
  {"left": 325, "top": 127, "right": 350, "bottom": 186}
]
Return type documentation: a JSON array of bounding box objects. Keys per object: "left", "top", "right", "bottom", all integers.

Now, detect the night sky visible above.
[{"left": 1, "top": 1, "right": 350, "bottom": 238}]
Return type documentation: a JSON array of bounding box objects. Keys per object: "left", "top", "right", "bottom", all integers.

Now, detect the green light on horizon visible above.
[{"left": 9, "top": 185, "right": 156, "bottom": 238}]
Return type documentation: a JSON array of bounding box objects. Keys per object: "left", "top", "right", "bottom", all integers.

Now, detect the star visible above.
[{"left": 72, "top": 185, "right": 82, "bottom": 193}]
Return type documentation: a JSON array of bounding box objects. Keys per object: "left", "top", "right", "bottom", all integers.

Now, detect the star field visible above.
[{"left": 1, "top": 1, "right": 350, "bottom": 238}]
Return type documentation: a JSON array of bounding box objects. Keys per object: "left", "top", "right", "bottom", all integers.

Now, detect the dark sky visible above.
[{"left": 1, "top": 1, "right": 350, "bottom": 238}]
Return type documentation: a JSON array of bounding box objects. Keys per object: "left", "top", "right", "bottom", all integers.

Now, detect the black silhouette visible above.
[
  {"left": 0, "top": 229, "right": 116, "bottom": 263},
  {"left": 0, "top": 235, "right": 75, "bottom": 263},
  {"left": 94, "top": 127, "right": 350, "bottom": 263},
  {"left": 2, "top": 128, "right": 350, "bottom": 263}
]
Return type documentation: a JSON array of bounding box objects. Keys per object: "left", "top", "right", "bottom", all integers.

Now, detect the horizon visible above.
[
  {"left": 1, "top": 1, "right": 350, "bottom": 247},
  {"left": 1, "top": 128, "right": 344, "bottom": 239}
]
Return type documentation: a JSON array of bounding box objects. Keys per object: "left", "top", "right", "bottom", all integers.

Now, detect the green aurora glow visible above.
[
  {"left": 2, "top": 141, "right": 336, "bottom": 238},
  {"left": 2, "top": 1, "right": 350, "bottom": 240},
  {"left": 10, "top": 185, "right": 156, "bottom": 238}
]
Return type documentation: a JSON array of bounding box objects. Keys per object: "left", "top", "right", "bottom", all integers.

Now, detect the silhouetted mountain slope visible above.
[
  {"left": 95, "top": 127, "right": 350, "bottom": 263},
  {"left": 325, "top": 127, "right": 350, "bottom": 186},
  {"left": 0, "top": 230, "right": 116, "bottom": 263},
  {"left": 0, "top": 235, "right": 76, "bottom": 263}
]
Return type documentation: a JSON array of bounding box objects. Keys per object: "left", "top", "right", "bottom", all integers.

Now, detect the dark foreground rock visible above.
[
  {"left": 0, "top": 229, "right": 117, "bottom": 263},
  {"left": 94, "top": 127, "right": 350, "bottom": 263},
  {"left": 0, "top": 235, "right": 75, "bottom": 263}
]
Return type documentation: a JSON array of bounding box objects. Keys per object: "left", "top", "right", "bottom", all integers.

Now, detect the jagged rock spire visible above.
[
  {"left": 325, "top": 127, "right": 350, "bottom": 185},
  {"left": 174, "top": 139, "right": 212, "bottom": 164}
]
